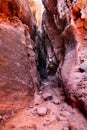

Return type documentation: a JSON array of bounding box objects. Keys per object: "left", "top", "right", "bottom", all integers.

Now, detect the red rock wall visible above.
[
  {"left": 0, "top": 0, "right": 39, "bottom": 113},
  {"left": 42, "top": 0, "right": 87, "bottom": 115},
  {"left": 0, "top": 0, "right": 36, "bottom": 33},
  {"left": 0, "top": 0, "right": 87, "bottom": 117}
]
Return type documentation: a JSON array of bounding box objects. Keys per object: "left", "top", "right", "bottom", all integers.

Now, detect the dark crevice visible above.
[
  {"left": 72, "top": 9, "right": 81, "bottom": 21},
  {"left": 31, "top": 25, "right": 37, "bottom": 41},
  {"left": 37, "top": 32, "right": 48, "bottom": 79},
  {"left": 70, "top": 0, "right": 73, "bottom": 3},
  {"left": 79, "top": 68, "right": 85, "bottom": 73},
  {"left": 36, "top": 30, "right": 60, "bottom": 79},
  {"left": 76, "top": 100, "right": 87, "bottom": 118}
]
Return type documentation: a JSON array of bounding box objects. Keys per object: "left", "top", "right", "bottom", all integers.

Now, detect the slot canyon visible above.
[{"left": 0, "top": 0, "right": 87, "bottom": 129}]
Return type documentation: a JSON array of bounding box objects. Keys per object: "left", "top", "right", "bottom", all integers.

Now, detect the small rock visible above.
[
  {"left": 33, "top": 95, "right": 43, "bottom": 105},
  {"left": 62, "top": 126, "right": 70, "bottom": 130},
  {"left": 52, "top": 97, "right": 61, "bottom": 105},
  {"left": 35, "top": 107, "right": 48, "bottom": 116},
  {"left": 41, "top": 92, "right": 53, "bottom": 101},
  {"left": 28, "top": 105, "right": 34, "bottom": 108}
]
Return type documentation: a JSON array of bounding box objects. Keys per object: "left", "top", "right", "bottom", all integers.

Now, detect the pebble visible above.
[
  {"left": 33, "top": 95, "right": 42, "bottom": 105},
  {"left": 52, "top": 97, "right": 61, "bottom": 105},
  {"left": 35, "top": 107, "right": 48, "bottom": 116}
]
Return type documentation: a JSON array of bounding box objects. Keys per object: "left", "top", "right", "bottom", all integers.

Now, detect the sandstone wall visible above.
[
  {"left": 42, "top": 0, "right": 87, "bottom": 115},
  {"left": 0, "top": 0, "right": 39, "bottom": 113}
]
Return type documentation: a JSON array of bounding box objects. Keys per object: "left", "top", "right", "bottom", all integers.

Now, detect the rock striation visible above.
[
  {"left": 42, "top": 0, "right": 87, "bottom": 115},
  {"left": 0, "top": 0, "right": 87, "bottom": 129},
  {"left": 0, "top": 0, "right": 87, "bottom": 125},
  {"left": 0, "top": 0, "right": 39, "bottom": 113}
]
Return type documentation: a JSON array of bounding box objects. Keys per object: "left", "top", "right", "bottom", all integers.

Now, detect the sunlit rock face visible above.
[
  {"left": 0, "top": 0, "right": 36, "bottom": 35},
  {"left": 42, "top": 0, "right": 87, "bottom": 115},
  {"left": 29, "top": 0, "right": 44, "bottom": 27},
  {"left": 0, "top": 0, "right": 39, "bottom": 113}
]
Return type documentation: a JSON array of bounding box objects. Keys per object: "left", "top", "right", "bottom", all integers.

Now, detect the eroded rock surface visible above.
[
  {"left": 0, "top": 0, "right": 87, "bottom": 129},
  {"left": 0, "top": 0, "right": 36, "bottom": 32},
  {"left": 1, "top": 81, "right": 87, "bottom": 130},
  {"left": 0, "top": 0, "right": 39, "bottom": 112},
  {"left": 42, "top": 0, "right": 87, "bottom": 116}
]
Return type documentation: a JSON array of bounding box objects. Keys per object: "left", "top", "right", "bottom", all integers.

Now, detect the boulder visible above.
[{"left": 0, "top": 0, "right": 39, "bottom": 113}]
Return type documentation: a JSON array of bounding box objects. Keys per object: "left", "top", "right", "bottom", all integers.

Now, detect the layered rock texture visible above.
[
  {"left": 0, "top": 0, "right": 87, "bottom": 129},
  {"left": 42, "top": 0, "right": 87, "bottom": 116},
  {"left": 0, "top": 0, "right": 39, "bottom": 112}
]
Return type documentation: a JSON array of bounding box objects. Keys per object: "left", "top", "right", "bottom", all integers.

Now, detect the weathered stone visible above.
[
  {"left": 42, "top": 0, "right": 87, "bottom": 116},
  {"left": 0, "top": 0, "right": 36, "bottom": 35},
  {"left": 0, "top": 20, "right": 33, "bottom": 112},
  {"left": 35, "top": 106, "right": 47, "bottom": 116},
  {"left": 52, "top": 97, "right": 61, "bottom": 105},
  {"left": 0, "top": 0, "right": 87, "bottom": 130},
  {"left": 0, "top": 0, "right": 39, "bottom": 113}
]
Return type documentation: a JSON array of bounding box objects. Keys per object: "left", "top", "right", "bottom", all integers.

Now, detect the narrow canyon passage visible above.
[
  {"left": 0, "top": 0, "right": 87, "bottom": 130},
  {"left": 1, "top": 78, "right": 87, "bottom": 130}
]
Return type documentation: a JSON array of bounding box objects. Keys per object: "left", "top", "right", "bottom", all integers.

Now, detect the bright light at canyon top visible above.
[{"left": 29, "top": 0, "right": 44, "bottom": 28}]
